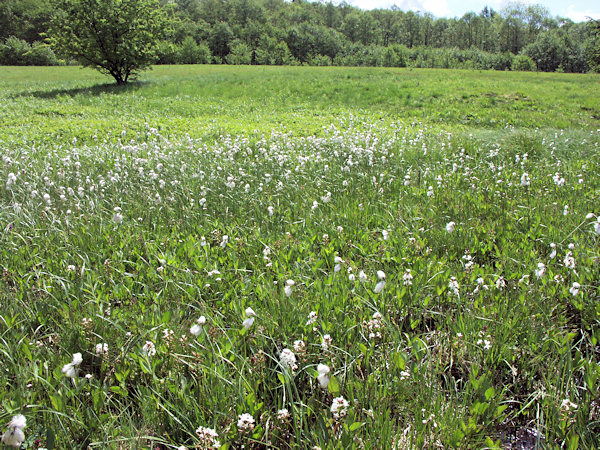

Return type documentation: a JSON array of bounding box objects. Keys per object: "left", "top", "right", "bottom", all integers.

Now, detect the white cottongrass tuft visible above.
[
  {"left": 243, "top": 307, "right": 256, "bottom": 330},
  {"left": 535, "top": 263, "right": 546, "bottom": 279},
  {"left": 446, "top": 221, "right": 456, "bottom": 233},
  {"left": 190, "top": 316, "right": 207, "bottom": 336},
  {"left": 317, "top": 363, "right": 331, "bottom": 389},
  {"left": 142, "top": 341, "right": 156, "bottom": 357},
  {"left": 284, "top": 279, "right": 295, "bottom": 297},
  {"left": 1, "top": 415, "right": 26, "bottom": 448},
  {"left": 61, "top": 352, "right": 83, "bottom": 378},
  {"left": 374, "top": 270, "right": 386, "bottom": 293}
]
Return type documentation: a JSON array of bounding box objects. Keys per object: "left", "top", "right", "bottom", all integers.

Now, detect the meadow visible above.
[{"left": 1, "top": 65, "right": 600, "bottom": 449}]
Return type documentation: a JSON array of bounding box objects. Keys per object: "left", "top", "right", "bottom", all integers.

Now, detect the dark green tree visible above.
[{"left": 49, "top": 0, "right": 171, "bottom": 84}]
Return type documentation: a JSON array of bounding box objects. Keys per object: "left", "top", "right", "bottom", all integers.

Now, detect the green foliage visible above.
[
  {"left": 512, "top": 53, "right": 536, "bottom": 71},
  {"left": 586, "top": 19, "right": 600, "bottom": 72},
  {"left": 0, "top": 36, "right": 59, "bottom": 65},
  {"left": 49, "top": 0, "right": 171, "bottom": 84}
]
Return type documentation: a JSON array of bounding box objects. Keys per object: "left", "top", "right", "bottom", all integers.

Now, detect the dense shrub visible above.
[
  {"left": 512, "top": 54, "right": 536, "bottom": 71},
  {"left": 0, "top": 36, "right": 59, "bottom": 65}
]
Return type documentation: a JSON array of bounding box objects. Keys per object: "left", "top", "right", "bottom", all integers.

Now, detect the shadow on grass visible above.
[{"left": 9, "top": 80, "right": 149, "bottom": 99}]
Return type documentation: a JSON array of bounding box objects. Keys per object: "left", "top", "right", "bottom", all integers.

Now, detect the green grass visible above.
[
  {"left": 1, "top": 65, "right": 599, "bottom": 145},
  {"left": 0, "top": 66, "right": 599, "bottom": 449}
]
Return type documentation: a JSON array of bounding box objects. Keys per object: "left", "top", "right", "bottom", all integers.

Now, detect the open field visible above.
[{"left": 1, "top": 66, "right": 600, "bottom": 448}]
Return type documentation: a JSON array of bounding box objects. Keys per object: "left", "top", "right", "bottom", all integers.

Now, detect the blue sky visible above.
[{"left": 342, "top": 0, "right": 600, "bottom": 22}]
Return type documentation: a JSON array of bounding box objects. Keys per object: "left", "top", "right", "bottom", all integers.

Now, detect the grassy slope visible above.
[{"left": 1, "top": 65, "right": 599, "bottom": 145}]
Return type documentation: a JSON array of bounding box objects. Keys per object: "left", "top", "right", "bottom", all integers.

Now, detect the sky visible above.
[{"left": 341, "top": 0, "right": 600, "bottom": 22}]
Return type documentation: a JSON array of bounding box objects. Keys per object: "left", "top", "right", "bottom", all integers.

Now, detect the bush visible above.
[
  {"left": 0, "top": 37, "right": 59, "bottom": 65},
  {"left": 26, "top": 42, "right": 59, "bottom": 66},
  {"left": 512, "top": 54, "right": 536, "bottom": 71},
  {"left": 225, "top": 40, "right": 252, "bottom": 65},
  {"left": 178, "top": 36, "right": 211, "bottom": 64}
]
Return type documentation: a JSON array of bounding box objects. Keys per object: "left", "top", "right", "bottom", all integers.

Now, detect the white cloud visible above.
[
  {"left": 564, "top": 4, "right": 600, "bottom": 22},
  {"left": 349, "top": 0, "right": 450, "bottom": 16}
]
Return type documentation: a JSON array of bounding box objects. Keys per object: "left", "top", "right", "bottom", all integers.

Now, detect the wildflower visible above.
[
  {"left": 448, "top": 277, "right": 460, "bottom": 296},
  {"left": 196, "top": 426, "right": 221, "bottom": 448},
  {"left": 237, "top": 413, "right": 255, "bottom": 432},
  {"left": 561, "top": 399, "right": 578, "bottom": 412},
  {"left": 427, "top": 186, "right": 434, "bottom": 197},
  {"left": 520, "top": 172, "right": 530, "bottom": 187},
  {"left": 563, "top": 205, "right": 569, "bottom": 216},
  {"left": 220, "top": 235, "right": 228, "bottom": 248},
  {"left": 317, "top": 363, "right": 331, "bottom": 389},
  {"left": 2, "top": 415, "right": 26, "bottom": 448},
  {"left": 358, "top": 270, "right": 368, "bottom": 282},
  {"left": 337, "top": 226, "right": 344, "bottom": 233},
  {"left": 549, "top": 242, "right": 557, "bottom": 259},
  {"left": 306, "top": 311, "right": 318, "bottom": 326},
  {"left": 190, "top": 316, "right": 206, "bottom": 336},
  {"left": 569, "top": 282, "right": 581, "bottom": 296},
  {"left": 595, "top": 217, "right": 600, "bottom": 235},
  {"left": 279, "top": 348, "right": 298, "bottom": 372},
  {"left": 67, "top": 264, "right": 76, "bottom": 272},
  {"left": 95, "top": 343, "right": 108, "bottom": 355},
  {"left": 563, "top": 251, "right": 576, "bottom": 270},
  {"left": 277, "top": 409, "right": 290, "bottom": 421},
  {"left": 321, "top": 334, "right": 333, "bottom": 351},
  {"left": 268, "top": 206, "right": 274, "bottom": 216},
  {"left": 365, "top": 311, "right": 384, "bottom": 339},
  {"left": 112, "top": 207, "right": 123, "bottom": 224},
  {"left": 382, "top": 229, "right": 389, "bottom": 240},
  {"left": 243, "top": 307, "right": 256, "bottom": 330},
  {"left": 141, "top": 341, "right": 156, "bottom": 357},
  {"left": 374, "top": 270, "right": 386, "bottom": 294},
  {"left": 5, "top": 172, "right": 17, "bottom": 190},
  {"left": 200, "top": 236, "right": 207, "bottom": 247},
  {"left": 495, "top": 276, "right": 506, "bottom": 290},
  {"left": 535, "top": 263, "right": 546, "bottom": 279},
  {"left": 61, "top": 352, "right": 83, "bottom": 378},
  {"left": 446, "top": 221, "right": 456, "bottom": 233},
  {"left": 284, "top": 279, "right": 294, "bottom": 297},
  {"left": 334, "top": 256, "right": 344, "bottom": 273},
  {"left": 330, "top": 396, "right": 349, "bottom": 420},
  {"left": 400, "top": 370, "right": 410, "bottom": 380},
  {"left": 403, "top": 269, "right": 413, "bottom": 286},
  {"left": 293, "top": 339, "right": 306, "bottom": 355}
]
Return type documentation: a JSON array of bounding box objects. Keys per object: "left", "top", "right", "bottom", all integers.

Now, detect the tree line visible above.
[{"left": 1, "top": 0, "right": 599, "bottom": 73}]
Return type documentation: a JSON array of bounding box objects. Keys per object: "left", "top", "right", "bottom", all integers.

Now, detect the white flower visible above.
[
  {"left": 2, "top": 415, "right": 26, "bottom": 448},
  {"left": 95, "top": 343, "right": 108, "bottom": 355},
  {"left": 243, "top": 307, "right": 256, "bottom": 330},
  {"left": 321, "top": 334, "right": 333, "bottom": 351},
  {"left": 446, "top": 221, "right": 456, "bottom": 233},
  {"left": 334, "top": 256, "right": 343, "bottom": 273},
  {"left": 330, "top": 396, "right": 349, "bottom": 420},
  {"left": 67, "top": 264, "right": 76, "bottom": 272},
  {"left": 595, "top": 218, "right": 600, "bottom": 235},
  {"left": 277, "top": 409, "right": 290, "bottom": 421},
  {"left": 549, "top": 242, "right": 557, "bottom": 259},
  {"left": 268, "top": 206, "right": 274, "bottom": 216},
  {"left": 293, "top": 340, "right": 306, "bottom": 353},
  {"left": 376, "top": 270, "right": 385, "bottom": 280},
  {"left": 358, "top": 270, "right": 367, "bottom": 282},
  {"left": 61, "top": 352, "right": 83, "bottom": 378},
  {"left": 142, "top": 341, "right": 156, "bottom": 357},
  {"left": 237, "top": 413, "right": 255, "bottom": 432},
  {"left": 196, "top": 426, "right": 221, "bottom": 448},
  {"left": 374, "top": 280, "right": 386, "bottom": 294},
  {"left": 564, "top": 251, "right": 576, "bottom": 270},
  {"left": 495, "top": 277, "right": 506, "bottom": 290},
  {"left": 569, "top": 282, "right": 581, "bottom": 296},
  {"left": 535, "top": 263, "right": 546, "bottom": 279},
  {"left": 220, "top": 235, "right": 228, "bottom": 248},
  {"left": 317, "top": 364, "right": 331, "bottom": 389},
  {"left": 190, "top": 316, "right": 206, "bottom": 336},
  {"left": 520, "top": 172, "right": 530, "bottom": 187},
  {"left": 448, "top": 277, "right": 459, "bottom": 296},
  {"left": 403, "top": 269, "right": 413, "bottom": 286},
  {"left": 279, "top": 348, "right": 297, "bottom": 371},
  {"left": 284, "top": 279, "right": 294, "bottom": 297},
  {"left": 561, "top": 399, "right": 578, "bottom": 412},
  {"left": 382, "top": 229, "right": 389, "bottom": 240},
  {"left": 306, "top": 311, "right": 318, "bottom": 326}
]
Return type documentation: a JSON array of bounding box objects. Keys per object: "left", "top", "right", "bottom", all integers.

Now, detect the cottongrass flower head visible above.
[
  {"left": 549, "top": 243, "right": 557, "bottom": 259},
  {"left": 446, "top": 221, "right": 456, "bottom": 233},
  {"left": 569, "top": 282, "right": 581, "bottom": 296},
  {"left": 95, "top": 343, "right": 109, "bottom": 356},
  {"left": 237, "top": 413, "right": 255, "bottom": 432},
  {"left": 358, "top": 270, "right": 368, "bottom": 283},
  {"left": 2, "top": 415, "right": 26, "bottom": 448},
  {"left": 61, "top": 352, "right": 83, "bottom": 378},
  {"left": 190, "top": 316, "right": 207, "bottom": 336},
  {"left": 448, "top": 277, "right": 460, "bottom": 296},
  {"left": 306, "top": 311, "right": 318, "bottom": 326},
  {"left": 196, "top": 426, "right": 221, "bottom": 448},
  {"left": 112, "top": 207, "right": 123, "bottom": 224},
  {"left": 374, "top": 270, "right": 386, "bottom": 294},
  {"left": 330, "top": 396, "right": 349, "bottom": 420},
  {"left": 279, "top": 348, "right": 298, "bottom": 372},
  {"left": 334, "top": 256, "right": 344, "bottom": 273},
  {"left": 403, "top": 269, "right": 413, "bottom": 286},
  {"left": 284, "top": 279, "right": 295, "bottom": 297},
  {"left": 243, "top": 307, "right": 256, "bottom": 330},
  {"left": 563, "top": 251, "right": 576, "bottom": 270},
  {"left": 317, "top": 364, "right": 331, "bottom": 389}
]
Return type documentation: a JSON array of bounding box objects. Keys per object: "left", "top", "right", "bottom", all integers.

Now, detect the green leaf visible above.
[
  {"left": 348, "top": 422, "right": 362, "bottom": 432},
  {"left": 485, "top": 386, "right": 495, "bottom": 401},
  {"left": 328, "top": 375, "right": 340, "bottom": 394}
]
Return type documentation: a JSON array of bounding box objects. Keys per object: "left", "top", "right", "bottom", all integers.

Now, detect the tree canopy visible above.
[{"left": 49, "top": 0, "right": 171, "bottom": 84}]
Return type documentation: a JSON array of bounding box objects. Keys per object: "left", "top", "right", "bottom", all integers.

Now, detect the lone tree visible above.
[{"left": 49, "top": 0, "right": 170, "bottom": 84}]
